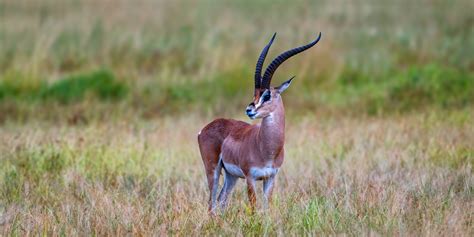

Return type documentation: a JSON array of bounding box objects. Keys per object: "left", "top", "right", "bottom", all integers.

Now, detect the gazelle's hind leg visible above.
[
  {"left": 197, "top": 137, "right": 221, "bottom": 213},
  {"left": 209, "top": 157, "right": 223, "bottom": 213},
  {"left": 217, "top": 170, "right": 238, "bottom": 209}
]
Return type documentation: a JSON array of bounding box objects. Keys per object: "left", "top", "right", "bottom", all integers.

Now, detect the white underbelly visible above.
[
  {"left": 222, "top": 162, "right": 279, "bottom": 180},
  {"left": 250, "top": 166, "right": 279, "bottom": 179}
]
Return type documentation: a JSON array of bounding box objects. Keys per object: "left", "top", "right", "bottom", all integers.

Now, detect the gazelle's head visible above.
[{"left": 246, "top": 33, "right": 322, "bottom": 119}]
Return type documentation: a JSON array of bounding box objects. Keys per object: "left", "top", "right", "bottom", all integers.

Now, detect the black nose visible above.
[{"left": 246, "top": 108, "right": 256, "bottom": 118}]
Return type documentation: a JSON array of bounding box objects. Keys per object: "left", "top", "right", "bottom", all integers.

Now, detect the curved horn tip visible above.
[
  {"left": 266, "top": 32, "right": 277, "bottom": 45},
  {"left": 315, "top": 32, "right": 322, "bottom": 42},
  {"left": 271, "top": 32, "right": 277, "bottom": 40}
]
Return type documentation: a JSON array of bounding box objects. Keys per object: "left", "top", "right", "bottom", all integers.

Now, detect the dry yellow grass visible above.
[{"left": 1, "top": 110, "right": 472, "bottom": 235}]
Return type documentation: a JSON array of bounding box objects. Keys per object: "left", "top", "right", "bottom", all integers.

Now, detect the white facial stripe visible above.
[
  {"left": 255, "top": 98, "right": 264, "bottom": 109},
  {"left": 255, "top": 90, "right": 271, "bottom": 109}
]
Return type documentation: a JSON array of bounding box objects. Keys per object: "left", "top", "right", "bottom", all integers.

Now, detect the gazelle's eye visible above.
[{"left": 263, "top": 93, "right": 271, "bottom": 102}]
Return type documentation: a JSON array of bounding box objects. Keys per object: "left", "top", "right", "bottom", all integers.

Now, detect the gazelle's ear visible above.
[{"left": 276, "top": 76, "right": 294, "bottom": 94}]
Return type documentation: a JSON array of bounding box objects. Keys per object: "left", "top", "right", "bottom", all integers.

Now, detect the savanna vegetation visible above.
[{"left": 0, "top": 0, "right": 473, "bottom": 235}]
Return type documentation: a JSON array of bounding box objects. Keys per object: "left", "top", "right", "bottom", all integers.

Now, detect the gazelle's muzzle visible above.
[{"left": 245, "top": 103, "right": 257, "bottom": 119}]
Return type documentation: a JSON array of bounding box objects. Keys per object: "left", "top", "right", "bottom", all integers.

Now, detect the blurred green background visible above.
[{"left": 1, "top": 0, "right": 472, "bottom": 122}]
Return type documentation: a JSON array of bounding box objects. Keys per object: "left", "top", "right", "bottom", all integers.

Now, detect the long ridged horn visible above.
[
  {"left": 254, "top": 33, "right": 276, "bottom": 94},
  {"left": 261, "top": 32, "right": 321, "bottom": 89}
]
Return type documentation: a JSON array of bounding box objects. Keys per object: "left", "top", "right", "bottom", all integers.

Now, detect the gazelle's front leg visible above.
[
  {"left": 246, "top": 177, "right": 257, "bottom": 212},
  {"left": 217, "top": 171, "right": 238, "bottom": 209},
  {"left": 263, "top": 174, "right": 276, "bottom": 209}
]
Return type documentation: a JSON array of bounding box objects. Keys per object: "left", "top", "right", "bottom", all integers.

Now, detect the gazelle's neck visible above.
[{"left": 258, "top": 98, "right": 285, "bottom": 158}]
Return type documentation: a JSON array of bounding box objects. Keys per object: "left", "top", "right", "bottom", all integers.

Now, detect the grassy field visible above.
[{"left": 0, "top": 0, "right": 473, "bottom": 235}]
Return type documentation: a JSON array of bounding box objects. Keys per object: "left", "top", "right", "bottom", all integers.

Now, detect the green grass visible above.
[
  {"left": 1, "top": 63, "right": 472, "bottom": 117},
  {"left": 40, "top": 70, "right": 127, "bottom": 103},
  {"left": 0, "top": 69, "right": 127, "bottom": 103},
  {"left": 311, "top": 63, "right": 474, "bottom": 114}
]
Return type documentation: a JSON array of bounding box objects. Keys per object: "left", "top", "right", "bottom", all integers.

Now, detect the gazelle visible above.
[{"left": 198, "top": 32, "right": 321, "bottom": 213}]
